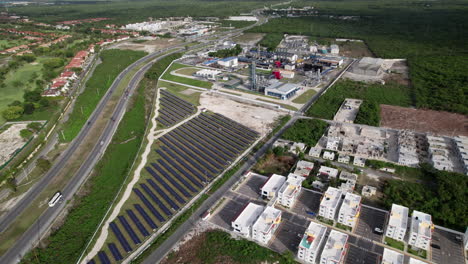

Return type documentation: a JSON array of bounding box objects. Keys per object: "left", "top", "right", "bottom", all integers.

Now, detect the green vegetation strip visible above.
[
  {"left": 281, "top": 119, "right": 328, "bottom": 146},
  {"left": 19, "top": 53, "right": 181, "bottom": 264},
  {"left": 292, "top": 89, "right": 317, "bottom": 104},
  {"left": 161, "top": 63, "right": 212, "bottom": 89},
  {"left": 307, "top": 79, "right": 411, "bottom": 120},
  {"left": 60, "top": 49, "right": 147, "bottom": 142},
  {"left": 385, "top": 237, "right": 404, "bottom": 251}
]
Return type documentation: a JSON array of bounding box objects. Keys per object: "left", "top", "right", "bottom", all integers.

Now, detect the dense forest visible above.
[
  {"left": 281, "top": 119, "right": 328, "bottom": 146},
  {"left": 382, "top": 165, "right": 468, "bottom": 231},
  {"left": 248, "top": 8, "right": 468, "bottom": 114},
  {"left": 354, "top": 100, "right": 380, "bottom": 126}
]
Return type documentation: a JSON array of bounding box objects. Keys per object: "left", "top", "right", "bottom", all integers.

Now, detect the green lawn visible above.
[
  {"left": 292, "top": 89, "right": 317, "bottom": 104},
  {"left": 0, "top": 57, "right": 50, "bottom": 124},
  {"left": 407, "top": 246, "right": 427, "bottom": 259},
  {"left": 60, "top": 49, "right": 146, "bottom": 142},
  {"left": 385, "top": 237, "right": 405, "bottom": 251},
  {"left": 158, "top": 81, "right": 201, "bottom": 106},
  {"left": 162, "top": 63, "right": 212, "bottom": 89},
  {"left": 306, "top": 79, "right": 412, "bottom": 120}
]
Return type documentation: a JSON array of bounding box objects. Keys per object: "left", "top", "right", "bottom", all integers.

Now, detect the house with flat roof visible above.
[
  {"left": 337, "top": 192, "right": 361, "bottom": 228},
  {"left": 408, "top": 210, "right": 433, "bottom": 250},
  {"left": 319, "top": 187, "right": 342, "bottom": 221},
  {"left": 277, "top": 173, "right": 305, "bottom": 208},
  {"left": 264, "top": 81, "right": 300, "bottom": 100},
  {"left": 294, "top": 160, "right": 314, "bottom": 177},
  {"left": 231, "top": 203, "right": 264, "bottom": 238},
  {"left": 385, "top": 204, "right": 409, "bottom": 242},
  {"left": 382, "top": 248, "right": 404, "bottom": 264},
  {"left": 298, "top": 222, "right": 328, "bottom": 264},
  {"left": 260, "top": 174, "right": 286, "bottom": 200},
  {"left": 320, "top": 230, "right": 348, "bottom": 264},
  {"left": 309, "top": 147, "right": 322, "bottom": 158},
  {"left": 252, "top": 206, "right": 282, "bottom": 244},
  {"left": 318, "top": 166, "right": 339, "bottom": 179}
]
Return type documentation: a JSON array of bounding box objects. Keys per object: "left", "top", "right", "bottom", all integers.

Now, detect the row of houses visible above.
[{"left": 382, "top": 248, "right": 427, "bottom": 264}]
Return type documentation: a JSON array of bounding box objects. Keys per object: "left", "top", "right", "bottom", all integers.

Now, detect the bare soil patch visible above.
[
  {"left": 339, "top": 41, "right": 374, "bottom": 58},
  {"left": 0, "top": 123, "right": 28, "bottom": 166},
  {"left": 233, "top": 33, "right": 265, "bottom": 46},
  {"left": 380, "top": 104, "right": 468, "bottom": 136},
  {"left": 253, "top": 153, "right": 296, "bottom": 176},
  {"left": 111, "top": 38, "right": 182, "bottom": 53}
]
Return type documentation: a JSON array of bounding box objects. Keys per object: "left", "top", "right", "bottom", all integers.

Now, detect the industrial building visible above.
[
  {"left": 231, "top": 202, "right": 264, "bottom": 238},
  {"left": 260, "top": 174, "right": 286, "bottom": 200},
  {"left": 320, "top": 230, "right": 348, "bottom": 264},
  {"left": 337, "top": 192, "right": 361, "bottom": 228},
  {"left": 408, "top": 210, "right": 433, "bottom": 250},
  {"left": 330, "top": 44, "right": 339, "bottom": 54},
  {"left": 297, "top": 222, "right": 328, "bottom": 264},
  {"left": 293, "top": 160, "right": 314, "bottom": 177},
  {"left": 385, "top": 204, "right": 409, "bottom": 242},
  {"left": 277, "top": 173, "right": 305, "bottom": 208},
  {"left": 252, "top": 206, "right": 282, "bottom": 244},
  {"left": 319, "top": 187, "right": 342, "bottom": 221},
  {"left": 382, "top": 248, "right": 404, "bottom": 264},
  {"left": 264, "top": 81, "right": 300, "bottom": 100},
  {"left": 195, "top": 69, "right": 221, "bottom": 80},
  {"left": 350, "top": 57, "right": 384, "bottom": 76},
  {"left": 217, "top": 56, "right": 238, "bottom": 68}
]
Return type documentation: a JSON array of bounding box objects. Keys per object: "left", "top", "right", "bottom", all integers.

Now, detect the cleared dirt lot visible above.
[
  {"left": 199, "top": 93, "right": 284, "bottom": 137},
  {"left": 380, "top": 104, "right": 468, "bottom": 136},
  {"left": 110, "top": 38, "right": 182, "bottom": 53},
  {"left": 0, "top": 123, "right": 28, "bottom": 166}
]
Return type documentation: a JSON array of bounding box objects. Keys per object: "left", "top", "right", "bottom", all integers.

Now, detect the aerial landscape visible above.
[{"left": 0, "top": 0, "right": 466, "bottom": 263}]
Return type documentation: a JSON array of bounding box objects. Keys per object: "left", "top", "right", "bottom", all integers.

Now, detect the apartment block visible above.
[
  {"left": 320, "top": 230, "right": 348, "bottom": 264},
  {"left": 297, "top": 222, "right": 328, "bottom": 264},
  {"left": 252, "top": 206, "right": 282, "bottom": 244},
  {"left": 261, "top": 174, "right": 286, "bottom": 200},
  {"left": 231, "top": 203, "right": 264, "bottom": 238},
  {"left": 319, "top": 187, "right": 342, "bottom": 221},
  {"left": 385, "top": 204, "right": 409, "bottom": 242},
  {"left": 408, "top": 210, "right": 433, "bottom": 250},
  {"left": 337, "top": 192, "right": 361, "bottom": 228},
  {"left": 294, "top": 160, "right": 315, "bottom": 177},
  {"left": 277, "top": 173, "right": 305, "bottom": 208},
  {"left": 382, "top": 248, "right": 404, "bottom": 264}
]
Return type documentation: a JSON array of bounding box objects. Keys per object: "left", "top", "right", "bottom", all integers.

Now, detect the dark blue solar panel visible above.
[
  {"left": 197, "top": 115, "right": 251, "bottom": 145},
  {"left": 145, "top": 166, "right": 191, "bottom": 198},
  {"left": 156, "top": 148, "right": 205, "bottom": 188},
  {"left": 145, "top": 167, "right": 185, "bottom": 204},
  {"left": 109, "top": 222, "right": 132, "bottom": 253},
  {"left": 108, "top": 243, "right": 123, "bottom": 261},
  {"left": 134, "top": 204, "right": 158, "bottom": 230},
  {"left": 160, "top": 97, "right": 193, "bottom": 116},
  {"left": 159, "top": 147, "right": 210, "bottom": 182},
  {"left": 133, "top": 188, "right": 165, "bottom": 222},
  {"left": 151, "top": 163, "right": 193, "bottom": 197},
  {"left": 118, "top": 215, "right": 141, "bottom": 245},
  {"left": 169, "top": 129, "right": 228, "bottom": 165},
  {"left": 126, "top": 209, "right": 150, "bottom": 237},
  {"left": 204, "top": 113, "right": 258, "bottom": 141},
  {"left": 147, "top": 178, "right": 181, "bottom": 209},
  {"left": 140, "top": 183, "right": 173, "bottom": 216},
  {"left": 163, "top": 134, "right": 223, "bottom": 170},
  {"left": 156, "top": 116, "right": 171, "bottom": 127},
  {"left": 177, "top": 125, "right": 237, "bottom": 157},
  {"left": 152, "top": 161, "right": 198, "bottom": 192},
  {"left": 87, "top": 259, "right": 96, "bottom": 264},
  {"left": 185, "top": 121, "right": 241, "bottom": 154},
  {"left": 212, "top": 113, "right": 259, "bottom": 137},
  {"left": 98, "top": 251, "right": 111, "bottom": 264},
  {"left": 160, "top": 136, "right": 219, "bottom": 174},
  {"left": 156, "top": 156, "right": 202, "bottom": 189}
]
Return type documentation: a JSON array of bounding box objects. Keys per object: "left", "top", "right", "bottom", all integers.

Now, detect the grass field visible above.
[
  {"left": 20, "top": 69, "right": 149, "bottom": 264},
  {"left": 0, "top": 57, "right": 51, "bottom": 124},
  {"left": 306, "top": 79, "right": 412, "bottom": 120},
  {"left": 162, "top": 63, "right": 213, "bottom": 89},
  {"left": 60, "top": 49, "right": 146, "bottom": 142},
  {"left": 158, "top": 81, "right": 201, "bottom": 106},
  {"left": 292, "top": 89, "right": 317, "bottom": 104}
]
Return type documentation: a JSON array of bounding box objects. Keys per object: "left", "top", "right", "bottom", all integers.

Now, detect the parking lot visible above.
[
  {"left": 209, "top": 198, "right": 248, "bottom": 230},
  {"left": 430, "top": 228, "right": 465, "bottom": 264},
  {"left": 354, "top": 205, "right": 388, "bottom": 242},
  {"left": 269, "top": 211, "right": 309, "bottom": 253},
  {"left": 291, "top": 189, "right": 322, "bottom": 216},
  {"left": 345, "top": 235, "right": 384, "bottom": 264},
  {"left": 235, "top": 173, "right": 267, "bottom": 198}
]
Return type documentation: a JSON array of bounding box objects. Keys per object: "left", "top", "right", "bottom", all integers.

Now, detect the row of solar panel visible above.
[{"left": 156, "top": 90, "right": 196, "bottom": 127}]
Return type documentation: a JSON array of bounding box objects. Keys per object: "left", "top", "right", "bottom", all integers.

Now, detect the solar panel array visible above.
[
  {"left": 156, "top": 90, "right": 196, "bottom": 127},
  {"left": 92, "top": 113, "right": 259, "bottom": 263}
]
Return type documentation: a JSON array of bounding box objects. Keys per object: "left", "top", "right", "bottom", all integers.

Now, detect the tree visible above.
[
  {"left": 23, "top": 102, "right": 35, "bottom": 114},
  {"left": 23, "top": 90, "right": 42, "bottom": 102},
  {"left": 36, "top": 157, "right": 51, "bottom": 173},
  {"left": 27, "top": 122, "right": 42, "bottom": 132},
  {"left": 2, "top": 106, "right": 24, "bottom": 120},
  {"left": 39, "top": 97, "right": 50, "bottom": 108},
  {"left": 273, "top": 146, "right": 284, "bottom": 156},
  {"left": 8, "top": 100, "right": 22, "bottom": 107},
  {"left": 20, "top": 129, "right": 33, "bottom": 139},
  {"left": 12, "top": 80, "right": 23, "bottom": 88}
]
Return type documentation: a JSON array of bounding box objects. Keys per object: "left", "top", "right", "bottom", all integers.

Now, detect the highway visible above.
[{"left": 0, "top": 15, "right": 266, "bottom": 264}]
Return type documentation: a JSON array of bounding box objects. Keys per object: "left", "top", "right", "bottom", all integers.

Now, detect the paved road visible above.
[{"left": 0, "top": 48, "right": 187, "bottom": 264}]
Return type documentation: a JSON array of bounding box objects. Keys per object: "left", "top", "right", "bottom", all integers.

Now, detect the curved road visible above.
[{"left": 0, "top": 15, "right": 267, "bottom": 264}]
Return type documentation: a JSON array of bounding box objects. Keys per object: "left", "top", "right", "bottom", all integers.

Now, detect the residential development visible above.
[
  {"left": 386, "top": 204, "right": 409, "bottom": 242},
  {"left": 231, "top": 202, "right": 264, "bottom": 238},
  {"left": 320, "top": 230, "right": 348, "bottom": 264},
  {"left": 319, "top": 187, "right": 342, "bottom": 220},
  {"left": 297, "top": 222, "right": 328, "bottom": 264},
  {"left": 337, "top": 192, "right": 361, "bottom": 228},
  {"left": 252, "top": 206, "right": 282, "bottom": 244},
  {"left": 408, "top": 210, "right": 433, "bottom": 250}
]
